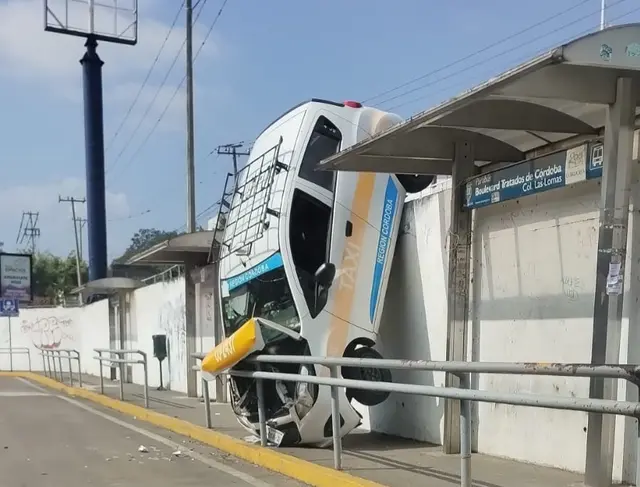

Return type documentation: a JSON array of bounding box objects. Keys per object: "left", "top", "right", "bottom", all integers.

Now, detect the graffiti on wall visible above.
[
  {"left": 20, "top": 316, "right": 74, "bottom": 349},
  {"left": 158, "top": 295, "right": 186, "bottom": 378}
]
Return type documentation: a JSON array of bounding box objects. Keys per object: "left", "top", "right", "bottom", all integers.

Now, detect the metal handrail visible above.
[
  {"left": 94, "top": 348, "right": 149, "bottom": 408},
  {"left": 192, "top": 353, "right": 640, "bottom": 487},
  {"left": 38, "top": 348, "right": 82, "bottom": 387},
  {"left": 0, "top": 347, "right": 31, "bottom": 372}
]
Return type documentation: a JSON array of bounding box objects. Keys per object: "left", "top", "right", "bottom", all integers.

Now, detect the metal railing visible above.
[
  {"left": 39, "top": 348, "right": 82, "bottom": 387},
  {"left": 94, "top": 348, "right": 149, "bottom": 408},
  {"left": 0, "top": 347, "right": 31, "bottom": 372},
  {"left": 193, "top": 353, "right": 640, "bottom": 487},
  {"left": 141, "top": 264, "right": 184, "bottom": 284}
]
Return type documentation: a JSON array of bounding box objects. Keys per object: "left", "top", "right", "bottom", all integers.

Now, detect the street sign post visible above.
[{"left": 0, "top": 299, "right": 19, "bottom": 371}]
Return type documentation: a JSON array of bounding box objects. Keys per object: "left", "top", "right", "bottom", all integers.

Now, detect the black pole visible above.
[
  {"left": 80, "top": 36, "right": 108, "bottom": 282},
  {"left": 158, "top": 358, "right": 165, "bottom": 391}
]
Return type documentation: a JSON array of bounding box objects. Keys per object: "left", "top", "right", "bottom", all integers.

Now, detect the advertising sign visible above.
[
  {"left": 0, "top": 253, "right": 33, "bottom": 302},
  {"left": 464, "top": 141, "right": 603, "bottom": 209}
]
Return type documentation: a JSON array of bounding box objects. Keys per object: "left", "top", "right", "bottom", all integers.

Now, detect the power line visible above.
[
  {"left": 105, "top": 1, "right": 186, "bottom": 157},
  {"left": 216, "top": 141, "right": 250, "bottom": 178},
  {"left": 16, "top": 211, "right": 40, "bottom": 253},
  {"left": 380, "top": 0, "right": 631, "bottom": 111},
  {"left": 107, "top": 0, "right": 211, "bottom": 179},
  {"left": 108, "top": 0, "right": 230, "bottom": 185},
  {"left": 58, "top": 196, "right": 86, "bottom": 288},
  {"left": 366, "top": 0, "right": 620, "bottom": 109}
]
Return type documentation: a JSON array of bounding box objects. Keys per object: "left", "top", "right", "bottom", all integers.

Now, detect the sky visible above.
[{"left": 0, "top": 0, "right": 638, "bottom": 262}]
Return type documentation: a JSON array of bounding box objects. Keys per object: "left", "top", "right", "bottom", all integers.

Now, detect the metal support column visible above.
[
  {"left": 185, "top": 258, "right": 198, "bottom": 397},
  {"left": 585, "top": 76, "right": 637, "bottom": 487},
  {"left": 443, "top": 140, "right": 475, "bottom": 454},
  {"left": 211, "top": 255, "right": 227, "bottom": 402},
  {"left": 80, "top": 36, "right": 108, "bottom": 281}
]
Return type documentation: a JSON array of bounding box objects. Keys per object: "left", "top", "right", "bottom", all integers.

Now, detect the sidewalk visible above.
[{"left": 63, "top": 373, "right": 583, "bottom": 487}]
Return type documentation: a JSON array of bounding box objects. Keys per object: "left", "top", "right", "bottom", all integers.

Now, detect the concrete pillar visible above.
[
  {"left": 585, "top": 76, "right": 637, "bottom": 487},
  {"left": 443, "top": 140, "right": 475, "bottom": 454}
]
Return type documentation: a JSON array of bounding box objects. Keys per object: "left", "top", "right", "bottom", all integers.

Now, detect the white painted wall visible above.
[
  {"left": 371, "top": 173, "right": 640, "bottom": 483},
  {"left": 128, "top": 279, "right": 186, "bottom": 393},
  {"left": 0, "top": 301, "right": 109, "bottom": 377}
]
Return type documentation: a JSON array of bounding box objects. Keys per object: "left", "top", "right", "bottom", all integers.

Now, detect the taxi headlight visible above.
[{"left": 294, "top": 364, "right": 318, "bottom": 419}]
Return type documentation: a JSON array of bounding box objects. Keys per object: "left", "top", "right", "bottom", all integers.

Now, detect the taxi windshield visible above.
[{"left": 221, "top": 267, "right": 300, "bottom": 342}]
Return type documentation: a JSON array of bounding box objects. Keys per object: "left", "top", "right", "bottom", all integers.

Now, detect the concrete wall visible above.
[
  {"left": 128, "top": 279, "right": 186, "bottom": 393},
  {"left": 0, "top": 300, "right": 109, "bottom": 378},
  {"left": 371, "top": 175, "right": 640, "bottom": 483}
]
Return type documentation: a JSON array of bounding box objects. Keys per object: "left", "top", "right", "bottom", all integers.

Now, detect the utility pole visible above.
[
  {"left": 216, "top": 142, "right": 250, "bottom": 179},
  {"left": 58, "top": 196, "right": 86, "bottom": 289},
  {"left": 185, "top": 0, "right": 198, "bottom": 398},
  {"left": 186, "top": 0, "right": 196, "bottom": 234},
  {"left": 75, "top": 217, "right": 88, "bottom": 261},
  {"left": 16, "top": 211, "right": 41, "bottom": 253},
  {"left": 600, "top": 0, "right": 606, "bottom": 30}
]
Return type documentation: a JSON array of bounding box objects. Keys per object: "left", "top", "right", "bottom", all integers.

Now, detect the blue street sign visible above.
[
  {"left": 0, "top": 298, "right": 19, "bottom": 317},
  {"left": 464, "top": 141, "right": 603, "bottom": 209}
]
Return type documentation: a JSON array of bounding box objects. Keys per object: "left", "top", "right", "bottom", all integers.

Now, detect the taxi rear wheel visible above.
[
  {"left": 396, "top": 174, "right": 435, "bottom": 194},
  {"left": 343, "top": 347, "right": 392, "bottom": 407}
]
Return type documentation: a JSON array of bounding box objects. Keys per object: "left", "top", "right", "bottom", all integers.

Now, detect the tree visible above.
[
  {"left": 113, "top": 228, "right": 181, "bottom": 265},
  {"left": 31, "top": 251, "right": 88, "bottom": 304}
]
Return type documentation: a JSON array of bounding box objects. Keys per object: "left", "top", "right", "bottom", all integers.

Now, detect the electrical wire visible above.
[
  {"left": 108, "top": 0, "right": 229, "bottom": 186},
  {"left": 105, "top": 1, "right": 186, "bottom": 158},
  {"left": 107, "top": 0, "right": 212, "bottom": 180},
  {"left": 385, "top": 0, "right": 637, "bottom": 112},
  {"left": 369, "top": 0, "right": 626, "bottom": 109}
]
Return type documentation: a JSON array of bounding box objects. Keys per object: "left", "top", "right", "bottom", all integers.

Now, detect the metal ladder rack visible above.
[{"left": 209, "top": 137, "right": 287, "bottom": 262}]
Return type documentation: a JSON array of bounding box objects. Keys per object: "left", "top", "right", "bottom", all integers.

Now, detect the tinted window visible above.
[
  {"left": 289, "top": 190, "right": 331, "bottom": 317},
  {"left": 298, "top": 116, "right": 341, "bottom": 191}
]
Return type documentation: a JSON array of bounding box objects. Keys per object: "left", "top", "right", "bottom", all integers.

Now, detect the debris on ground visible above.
[
  {"left": 137, "top": 445, "right": 148, "bottom": 453},
  {"left": 172, "top": 450, "right": 182, "bottom": 457}
]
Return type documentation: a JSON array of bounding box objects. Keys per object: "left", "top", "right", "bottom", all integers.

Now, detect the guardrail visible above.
[
  {"left": 94, "top": 348, "right": 149, "bottom": 408},
  {"left": 38, "top": 348, "right": 82, "bottom": 387},
  {"left": 192, "top": 352, "right": 640, "bottom": 487},
  {"left": 0, "top": 347, "right": 32, "bottom": 372},
  {"left": 141, "top": 264, "right": 183, "bottom": 284}
]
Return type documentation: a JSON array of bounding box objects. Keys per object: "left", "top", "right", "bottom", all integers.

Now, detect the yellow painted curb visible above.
[{"left": 2, "top": 372, "right": 386, "bottom": 487}]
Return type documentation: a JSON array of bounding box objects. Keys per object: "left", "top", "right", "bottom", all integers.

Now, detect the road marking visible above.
[
  {"left": 16, "top": 377, "right": 47, "bottom": 392},
  {"left": 0, "top": 392, "right": 51, "bottom": 397},
  {"left": 54, "top": 394, "right": 275, "bottom": 487},
  {"left": 8, "top": 373, "right": 384, "bottom": 487}
]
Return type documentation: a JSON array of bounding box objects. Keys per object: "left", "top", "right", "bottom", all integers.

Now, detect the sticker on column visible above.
[
  {"left": 606, "top": 261, "right": 623, "bottom": 296},
  {"left": 565, "top": 144, "right": 587, "bottom": 186}
]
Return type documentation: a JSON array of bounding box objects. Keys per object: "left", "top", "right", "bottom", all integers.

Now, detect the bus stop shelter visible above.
[
  {"left": 125, "top": 230, "right": 221, "bottom": 398},
  {"left": 319, "top": 23, "right": 640, "bottom": 487}
]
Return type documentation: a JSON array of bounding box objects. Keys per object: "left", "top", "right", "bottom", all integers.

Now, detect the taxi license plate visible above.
[{"left": 266, "top": 425, "right": 284, "bottom": 446}]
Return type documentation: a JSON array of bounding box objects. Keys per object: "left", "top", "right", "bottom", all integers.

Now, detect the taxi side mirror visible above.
[{"left": 314, "top": 262, "right": 336, "bottom": 288}]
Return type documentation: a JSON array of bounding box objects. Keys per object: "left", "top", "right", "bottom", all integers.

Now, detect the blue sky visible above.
[{"left": 0, "top": 0, "right": 637, "bottom": 261}]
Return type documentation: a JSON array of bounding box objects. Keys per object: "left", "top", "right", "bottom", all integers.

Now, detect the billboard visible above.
[
  {"left": 44, "top": 0, "right": 138, "bottom": 45},
  {"left": 0, "top": 253, "right": 33, "bottom": 303}
]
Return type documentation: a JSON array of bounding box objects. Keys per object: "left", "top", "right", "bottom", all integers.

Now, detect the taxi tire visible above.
[
  {"left": 343, "top": 346, "right": 392, "bottom": 407},
  {"left": 396, "top": 174, "right": 435, "bottom": 194}
]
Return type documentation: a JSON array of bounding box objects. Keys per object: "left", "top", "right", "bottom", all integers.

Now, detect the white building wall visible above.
[
  {"left": 0, "top": 301, "right": 110, "bottom": 377},
  {"left": 371, "top": 171, "right": 640, "bottom": 483},
  {"left": 128, "top": 279, "right": 186, "bottom": 393}
]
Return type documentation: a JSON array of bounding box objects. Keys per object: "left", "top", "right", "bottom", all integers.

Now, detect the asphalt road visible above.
[{"left": 0, "top": 376, "right": 307, "bottom": 487}]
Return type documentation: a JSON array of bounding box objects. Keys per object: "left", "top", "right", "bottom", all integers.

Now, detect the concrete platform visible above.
[
  {"left": 61, "top": 373, "right": 584, "bottom": 487},
  {"left": 0, "top": 376, "right": 306, "bottom": 487}
]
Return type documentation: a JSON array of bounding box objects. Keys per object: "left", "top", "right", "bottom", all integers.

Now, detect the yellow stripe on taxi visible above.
[{"left": 202, "top": 318, "right": 261, "bottom": 374}]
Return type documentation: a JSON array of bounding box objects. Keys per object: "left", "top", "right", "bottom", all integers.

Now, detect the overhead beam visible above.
[{"left": 322, "top": 154, "right": 454, "bottom": 175}]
